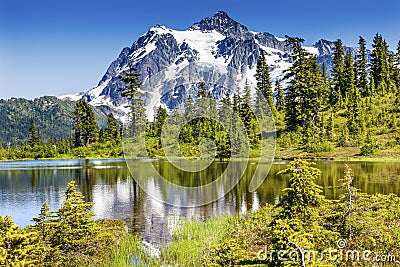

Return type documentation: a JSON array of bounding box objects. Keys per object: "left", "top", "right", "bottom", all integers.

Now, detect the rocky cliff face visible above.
[{"left": 61, "top": 11, "right": 367, "bottom": 122}]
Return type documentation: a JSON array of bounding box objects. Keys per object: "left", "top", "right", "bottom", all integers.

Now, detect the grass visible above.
[
  {"left": 161, "top": 216, "right": 231, "bottom": 266},
  {"left": 98, "top": 234, "right": 160, "bottom": 267},
  {"left": 98, "top": 216, "right": 231, "bottom": 267}
]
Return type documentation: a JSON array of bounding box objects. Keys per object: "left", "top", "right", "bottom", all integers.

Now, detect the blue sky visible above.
[{"left": 1, "top": 0, "right": 400, "bottom": 99}]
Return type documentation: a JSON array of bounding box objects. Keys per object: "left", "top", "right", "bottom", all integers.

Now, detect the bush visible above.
[
  {"left": 360, "top": 142, "right": 377, "bottom": 156},
  {"left": 359, "top": 133, "right": 378, "bottom": 156},
  {"left": 304, "top": 140, "right": 334, "bottom": 153},
  {"left": 277, "top": 131, "right": 302, "bottom": 148}
]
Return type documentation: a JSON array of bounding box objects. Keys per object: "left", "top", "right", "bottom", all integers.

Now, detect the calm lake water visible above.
[{"left": 1, "top": 159, "right": 400, "bottom": 246}]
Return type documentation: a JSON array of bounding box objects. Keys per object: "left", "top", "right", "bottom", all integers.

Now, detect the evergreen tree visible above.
[
  {"left": 284, "top": 36, "right": 329, "bottom": 132},
  {"left": 371, "top": 34, "right": 390, "bottom": 94},
  {"left": 72, "top": 100, "right": 99, "bottom": 147},
  {"left": 274, "top": 80, "right": 285, "bottom": 111},
  {"left": 217, "top": 92, "right": 233, "bottom": 159},
  {"left": 277, "top": 158, "right": 324, "bottom": 220},
  {"left": 118, "top": 64, "right": 146, "bottom": 135},
  {"left": 394, "top": 40, "right": 400, "bottom": 90},
  {"left": 196, "top": 80, "right": 210, "bottom": 98},
  {"left": 102, "top": 113, "right": 120, "bottom": 143},
  {"left": 0, "top": 215, "right": 43, "bottom": 266},
  {"left": 357, "top": 36, "right": 369, "bottom": 96},
  {"left": 240, "top": 80, "right": 260, "bottom": 150},
  {"left": 232, "top": 86, "right": 242, "bottom": 114},
  {"left": 32, "top": 201, "right": 53, "bottom": 238},
  {"left": 53, "top": 181, "right": 99, "bottom": 263},
  {"left": 31, "top": 201, "right": 58, "bottom": 264},
  {"left": 180, "top": 95, "right": 196, "bottom": 144},
  {"left": 28, "top": 119, "right": 39, "bottom": 146},
  {"left": 240, "top": 79, "right": 252, "bottom": 128},
  {"left": 255, "top": 50, "right": 274, "bottom": 111},
  {"left": 343, "top": 53, "right": 358, "bottom": 103},
  {"left": 369, "top": 75, "right": 376, "bottom": 96},
  {"left": 153, "top": 106, "right": 168, "bottom": 138},
  {"left": 326, "top": 110, "right": 335, "bottom": 141},
  {"left": 332, "top": 39, "right": 345, "bottom": 104}
]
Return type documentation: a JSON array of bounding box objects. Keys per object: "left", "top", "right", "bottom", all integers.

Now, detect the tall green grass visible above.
[
  {"left": 99, "top": 234, "right": 160, "bottom": 267},
  {"left": 160, "top": 216, "right": 231, "bottom": 266},
  {"left": 98, "top": 216, "right": 231, "bottom": 267}
]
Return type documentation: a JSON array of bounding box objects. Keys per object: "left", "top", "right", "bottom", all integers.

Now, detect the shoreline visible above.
[{"left": 1, "top": 154, "right": 400, "bottom": 163}]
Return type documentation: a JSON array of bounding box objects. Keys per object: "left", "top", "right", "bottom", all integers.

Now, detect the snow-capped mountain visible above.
[{"left": 60, "top": 11, "right": 361, "bottom": 122}]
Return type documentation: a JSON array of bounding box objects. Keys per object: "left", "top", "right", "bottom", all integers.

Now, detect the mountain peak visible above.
[
  {"left": 213, "top": 11, "right": 230, "bottom": 20},
  {"left": 190, "top": 11, "right": 251, "bottom": 38}
]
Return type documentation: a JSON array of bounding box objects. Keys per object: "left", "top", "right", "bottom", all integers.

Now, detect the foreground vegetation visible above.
[
  {"left": 0, "top": 181, "right": 127, "bottom": 266},
  {"left": 3, "top": 159, "right": 399, "bottom": 266},
  {"left": 103, "top": 159, "right": 400, "bottom": 266}
]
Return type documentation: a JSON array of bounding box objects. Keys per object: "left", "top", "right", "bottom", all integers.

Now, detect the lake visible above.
[{"left": 1, "top": 159, "right": 400, "bottom": 247}]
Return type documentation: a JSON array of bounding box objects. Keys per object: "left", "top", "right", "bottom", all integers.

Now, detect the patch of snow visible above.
[
  {"left": 256, "top": 40, "right": 292, "bottom": 84},
  {"left": 58, "top": 93, "right": 84, "bottom": 101},
  {"left": 131, "top": 42, "right": 157, "bottom": 63},
  {"left": 90, "top": 95, "right": 114, "bottom": 106},
  {"left": 169, "top": 29, "right": 226, "bottom": 66},
  {"left": 275, "top": 36, "right": 286, "bottom": 42},
  {"left": 163, "top": 59, "right": 189, "bottom": 81},
  {"left": 304, "top": 46, "right": 319, "bottom": 55},
  {"left": 87, "top": 78, "right": 112, "bottom": 99}
]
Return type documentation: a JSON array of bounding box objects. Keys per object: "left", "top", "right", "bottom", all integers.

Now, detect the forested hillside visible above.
[{"left": 0, "top": 96, "right": 108, "bottom": 147}]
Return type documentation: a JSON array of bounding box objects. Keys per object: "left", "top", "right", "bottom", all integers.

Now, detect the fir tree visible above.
[
  {"left": 326, "top": 110, "right": 335, "bottom": 141},
  {"left": 255, "top": 50, "right": 274, "bottom": 111},
  {"left": 53, "top": 181, "right": 99, "bottom": 262},
  {"left": 332, "top": 39, "right": 345, "bottom": 104},
  {"left": 274, "top": 80, "right": 285, "bottom": 111},
  {"left": 0, "top": 215, "right": 43, "bottom": 266},
  {"left": 102, "top": 113, "right": 120, "bottom": 143},
  {"left": 216, "top": 93, "right": 233, "bottom": 159},
  {"left": 284, "top": 36, "right": 329, "bottom": 132},
  {"left": 196, "top": 80, "right": 210, "bottom": 98},
  {"left": 394, "top": 40, "right": 400, "bottom": 90},
  {"left": 277, "top": 158, "right": 324, "bottom": 221},
  {"left": 28, "top": 119, "right": 39, "bottom": 146},
  {"left": 343, "top": 53, "right": 358, "bottom": 104},
  {"left": 357, "top": 36, "right": 369, "bottom": 96},
  {"left": 232, "top": 86, "right": 242, "bottom": 115},
  {"left": 118, "top": 64, "right": 146, "bottom": 136},
  {"left": 241, "top": 80, "right": 260, "bottom": 150},
  {"left": 153, "top": 106, "right": 167, "bottom": 138},
  {"left": 371, "top": 34, "right": 390, "bottom": 94},
  {"left": 72, "top": 100, "right": 99, "bottom": 147}
]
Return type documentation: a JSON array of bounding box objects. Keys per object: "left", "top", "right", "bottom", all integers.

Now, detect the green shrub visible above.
[{"left": 304, "top": 140, "right": 334, "bottom": 153}]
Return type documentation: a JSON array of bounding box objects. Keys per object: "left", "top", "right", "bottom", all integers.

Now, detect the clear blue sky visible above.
[{"left": 1, "top": 0, "right": 399, "bottom": 99}]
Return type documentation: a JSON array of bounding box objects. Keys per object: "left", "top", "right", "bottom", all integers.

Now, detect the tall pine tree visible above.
[
  {"left": 283, "top": 36, "right": 329, "bottom": 132},
  {"left": 72, "top": 100, "right": 99, "bottom": 147},
  {"left": 274, "top": 80, "right": 285, "bottom": 111},
  {"left": 28, "top": 119, "right": 39, "bottom": 146},
  {"left": 118, "top": 64, "right": 146, "bottom": 135},
  {"left": 102, "top": 113, "right": 120, "bottom": 143},
  {"left": 394, "top": 40, "right": 400, "bottom": 90},
  {"left": 357, "top": 36, "right": 369, "bottom": 96},
  {"left": 371, "top": 34, "right": 390, "bottom": 94},
  {"left": 255, "top": 50, "right": 274, "bottom": 112},
  {"left": 332, "top": 39, "right": 345, "bottom": 104}
]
